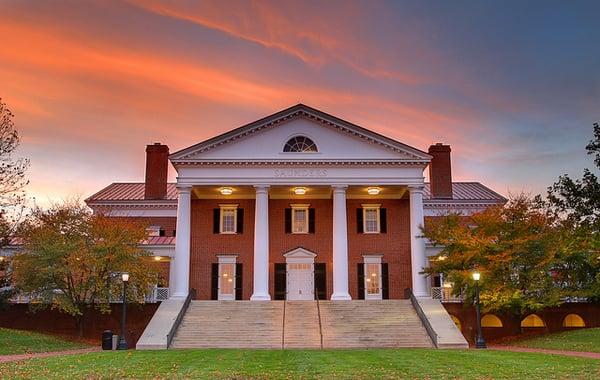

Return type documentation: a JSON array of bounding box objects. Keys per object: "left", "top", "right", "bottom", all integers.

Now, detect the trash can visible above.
[
  {"left": 101, "top": 330, "right": 113, "bottom": 350},
  {"left": 112, "top": 334, "right": 119, "bottom": 350}
]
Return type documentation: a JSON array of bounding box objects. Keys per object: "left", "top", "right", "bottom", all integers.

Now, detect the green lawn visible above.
[
  {"left": 0, "top": 328, "right": 91, "bottom": 355},
  {"left": 510, "top": 328, "right": 600, "bottom": 353},
  {"left": 0, "top": 348, "right": 598, "bottom": 379}
]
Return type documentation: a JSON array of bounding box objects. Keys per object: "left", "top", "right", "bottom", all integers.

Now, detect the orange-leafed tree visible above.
[
  {"left": 423, "top": 195, "right": 568, "bottom": 317},
  {"left": 12, "top": 201, "right": 159, "bottom": 335}
]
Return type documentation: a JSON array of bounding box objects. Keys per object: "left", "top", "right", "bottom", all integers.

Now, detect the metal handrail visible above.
[
  {"left": 407, "top": 288, "right": 438, "bottom": 348},
  {"left": 315, "top": 291, "right": 324, "bottom": 349},
  {"left": 166, "top": 288, "right": 196, "bottom": 348}
]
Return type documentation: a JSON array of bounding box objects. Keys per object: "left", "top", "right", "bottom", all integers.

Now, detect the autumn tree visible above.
[
  {"left": 12, "top": 201, "right": 159, "bottom": 335},
  {"left": 423, "top": 195, "right": 568, "bottom": 318},
  {"left": 0, "top": 98, "right": 30, "bottom": 306},
  {"left": 546, "top": 122, "right": 600, "bottom": 301}
]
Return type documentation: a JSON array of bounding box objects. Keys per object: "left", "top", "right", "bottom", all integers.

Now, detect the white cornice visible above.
[{"left": 172, "top": 159, "right": 429, "bottom": 167}]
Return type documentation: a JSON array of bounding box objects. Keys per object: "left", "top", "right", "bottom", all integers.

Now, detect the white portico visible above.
[{"left": 167, "top": 104, "right": 432, "bottom": 300}]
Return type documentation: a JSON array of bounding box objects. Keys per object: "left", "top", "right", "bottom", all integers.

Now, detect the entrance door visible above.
[
  {"left": 364, "top": 261, "right": 382, "bottom": 300},
  {"left": 287, "top": 263, "right": 314, "bottom": 300}
]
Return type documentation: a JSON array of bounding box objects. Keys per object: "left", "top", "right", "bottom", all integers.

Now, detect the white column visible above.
[
  {"left": 331, "top": 185, "right": 351, "bottom": 300},
  {"left": 409, "top": 185, "right": 428, "bottom": 297},
  {"left": 171, "top": 185, "right": 192, "bottom": 299},
  {"left": 168, "top": 256, "right": 177, "bottom": 297},
  {"left": 250, "top": 185, "right": 271, "bottom": 300}
]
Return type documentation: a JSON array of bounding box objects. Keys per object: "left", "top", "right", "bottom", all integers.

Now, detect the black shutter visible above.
[
  {"left": 356, "top": 208, "right": 363, "bottom": 233},
  {"left": 211, "top": 263, "right": 219, "bottom": 300},
  {"left": 380, "top": 208, "right": 387, "bottom": 233},
  {"left": 213, "top": 209, "right": 220, "bottom": 234},
  {"left": 382, "top": 263, "right": 389, "bottom": 300},
  {"left": 235, "top": 263, "right": 243, "bottom": 300},
  {"left": 285, "top": 208, "right": 292, "bottom": 234},
  {"left": 308, "top": 208, "right": 315, "bottom": 234},
  {"left": 357, "top": 263, "right": 365, "bottom": 300},
  {"left": 314, "top": 263, "right": 326, "bottom": 300},
  {"left": 274, "top": 263, "right": 287, "bottom": 300},
  {"left": 236, "top": 209, "right": 244, "bottom": 234}
]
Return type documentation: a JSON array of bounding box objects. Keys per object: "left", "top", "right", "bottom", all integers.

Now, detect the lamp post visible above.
[
  {"left": 472, "top": 271, "right": 486, "bottom": 349},
  {"left": 117, "top": 272, "right": 129, "bottom": 350}
]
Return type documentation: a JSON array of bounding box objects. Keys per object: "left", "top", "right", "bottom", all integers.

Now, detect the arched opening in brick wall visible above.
[
  {"left": 521, "top": 314, "right": 546, "bottom": 328},
  {"left": 481, "top": 314, "right": 503, "bottom": 327},
  {"left": 562, "top": 313, "right": 586, "bottom": 327}
]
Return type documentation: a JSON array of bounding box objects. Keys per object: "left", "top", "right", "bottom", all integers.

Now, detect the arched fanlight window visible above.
[
  {"left": 450, "top": 315, "right": 462, "bottom": 331},
  {"left": 283, "top": 136, "right": 318, "bottom": 152}
]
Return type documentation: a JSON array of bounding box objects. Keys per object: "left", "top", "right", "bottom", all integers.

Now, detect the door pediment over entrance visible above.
[{"left": 283, "top": 247, "right": 317, "bottom": 263}]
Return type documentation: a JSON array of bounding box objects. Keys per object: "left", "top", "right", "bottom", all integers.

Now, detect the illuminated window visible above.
[
  {"left": 521, "top": 314, "right": 545, "bottom": 328},
  {"left": 217, "top": 256, "right": 236, "bottom": 301},
  {"left": 363, "top": 255, "right": 382, "bottom": 300},
  {"left": 562, "top": 314, "right": 585, "bottom": 327},
  {"left": 283, "top": 136, "right": 318, "bottom": 152},
  {"left": 362, "top": 204, "right": 381, "bottom": 233},
  {"left": 146, "top": 226, "right": 161, "bottom": 237},
  {"left": 481, "top": 314, "right": 503, "bottom": 327},
  {"left": 291, "top": 204, "right": 309, "bottom": 234},
  {"left": 220, "top": 205, "right": 238, "bottom": 234}
]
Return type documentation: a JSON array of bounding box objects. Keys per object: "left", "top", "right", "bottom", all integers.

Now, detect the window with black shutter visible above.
[
  {"left": 308, "top": 208, "right": 315, "bottom": 234},
  {"left": 357, "top": 263, "right": 365, "bottom": 300},
  {"left": 213, "top": 209, "right": 220, "bottom": 234},
  {"left": 382, "top": 263, "right": 389, "bottom": 300},
  {"left": 314, "top": 263, "right": 326, "bottom": 300},
  {"left": 380, "top": 208, "right": 387, "bottom": 233},
  {"left": 235, "top": 263, "right": 243, "bottom": 300},
  {"left": 356, "top": 208, "right": 363, "bottom": 233},
  {"left": 236, "top": 209, "right": 244, "bottom": 234},
  {"left": 210, "top": 263, "right": 219, "bottom": 300},
  {"left": 284, "top": 209, "right": 292, "bottom": 234},
  {"left": 274, "top": 263, "right": 287, "bottom": 300}
]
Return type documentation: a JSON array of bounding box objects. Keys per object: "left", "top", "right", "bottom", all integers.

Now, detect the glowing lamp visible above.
[
  {"left": 154, "top": 256, "right": 161, "bottom": 261},
  {"left": 220, "top": 187, "right": 233, "bottom": 196},
  {"left": 367, "top": 187, "right": 380, "bottom": 195},
  {"left": 294, "top": 187, "right": 307, "bottom": 195},
  {"left": 121, "top": 272, "right": 129, "bottom": 282},
  {"left": 472, "top": 272, "right": 480, "bottom": 281}
]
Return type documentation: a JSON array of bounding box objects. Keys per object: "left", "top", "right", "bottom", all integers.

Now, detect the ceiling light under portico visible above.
[
  {"left": 220, "top": 187, "right": 233, "bottom": 196},
  {"left": 293, "top": 187, "right": 307, "bottom": 195},
  {"left": 367, "top": 187, "right": 381, "bottom": 195}
]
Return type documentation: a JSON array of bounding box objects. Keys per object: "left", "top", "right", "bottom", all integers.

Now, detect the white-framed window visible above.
[
  {"left": 146, "top": 225, "right": 161, "bottom": 237},
  {"left": 219, "top": 204, "right": 238, "bottom": 234},
  {"left": 363, "top": 255, "right": 383, "bottom": 300},
  {"left": 362, "top": 204, "right": 381, "bottom": 234},
  {"left": 218, "top": 255, "right": 237, "bottom": 300},
  {"left": 291, "top": 204, "right": 310, "bottom": 234}
]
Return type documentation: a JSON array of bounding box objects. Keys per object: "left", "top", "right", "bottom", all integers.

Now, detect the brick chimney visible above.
[
  {"left": 428, "top": 143, "right": 453, "bottom": 199},
  {"left": 144, "top": 143, "right": 169, "bottom": 200}
]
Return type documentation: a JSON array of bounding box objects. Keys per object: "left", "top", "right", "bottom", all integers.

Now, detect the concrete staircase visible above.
[
  {"left": 170, "top": 300, "right": 433, "bottom": 349},
  {"left": 319, "top": 300, "right": 432, "bottom": 348},
  {"left": 170, "top": 301, "right": 284, "bottom": 349}
]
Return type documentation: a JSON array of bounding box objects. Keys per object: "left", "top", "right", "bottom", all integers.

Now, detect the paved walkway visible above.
[
  {"left": 0, "top": 347, "right": 100, "bottom": 363},
  {"left": 490, "top": 345, "right": 600, "bottom": 359}
]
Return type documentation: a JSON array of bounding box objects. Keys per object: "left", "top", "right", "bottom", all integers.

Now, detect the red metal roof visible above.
[
  {"left": 86, "top": 183, "right": 178, "bottom": 202},
  {"left": 87, "top": 182, "right": 505, "bottom": 203},
  {"left": 142, "top": 236, "right": 176, "bottom": 245},
  {"left": 423, "top": 182, "right": 506, "bottom": 202}
]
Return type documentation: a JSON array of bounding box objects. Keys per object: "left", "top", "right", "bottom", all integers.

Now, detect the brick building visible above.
[{"left": 86, "top": 104, "right": 506, "bottom": 302}]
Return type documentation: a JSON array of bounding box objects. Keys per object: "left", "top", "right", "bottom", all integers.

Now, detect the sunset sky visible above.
[{"left": 1, "top": 0, "right": 599, "bottom": 205}]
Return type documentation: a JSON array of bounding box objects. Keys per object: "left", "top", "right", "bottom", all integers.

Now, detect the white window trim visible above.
[
  {"left": 363, "top": 255, "right": 383, "bottom": 300},
  {"left": 146, "top": 225, "right": 161, "bottom": 237},
  {"left": 217, "top": 255, "right": 237, "bottom": 301},
  {"left": 362, "top": 203, "right": 381, "bottom": 234},
  {"left": 219, "top": 204, "right": 238, "bottom": 234},
  {"left": 290, "top": 203, "right": 310, "bottom": 234}
]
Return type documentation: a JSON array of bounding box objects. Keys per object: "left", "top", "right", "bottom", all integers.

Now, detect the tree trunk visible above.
[{"left": 75, "top": 315, "right": 84, "bottom": 337}]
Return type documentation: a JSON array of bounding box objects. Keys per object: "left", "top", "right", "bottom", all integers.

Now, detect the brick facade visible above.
[{"left": 188, "top": 197, "right": 413, "bottom": 300}]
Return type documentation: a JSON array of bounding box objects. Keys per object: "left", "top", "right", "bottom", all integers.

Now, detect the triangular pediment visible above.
[
  {"left": 170, "top": 104, "right": 431, "bottom": 164},
  {"left": 283, "top": 247, "right": 317, "bottom": 259}
]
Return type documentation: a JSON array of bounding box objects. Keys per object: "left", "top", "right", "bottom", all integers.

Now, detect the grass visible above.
[
  {"left": 0, "top": 328, "right": 91, "bottom": 355},
  {"left": 0, "top": 348, "right": 598, "bottom": 379},
  {"left": 510, "top": 328, "right": 600, "bottom": 353}
]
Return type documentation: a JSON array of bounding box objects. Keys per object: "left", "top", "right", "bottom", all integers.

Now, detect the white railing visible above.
[
  {"left": 9, "top": 286, "right": 170, "bottom": 304},
  {"left": 431, "top": 286, "right": 463, "bottom": 303},
  {"left": 145, "top": 286, "right": 170, "bottom": 303}
]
